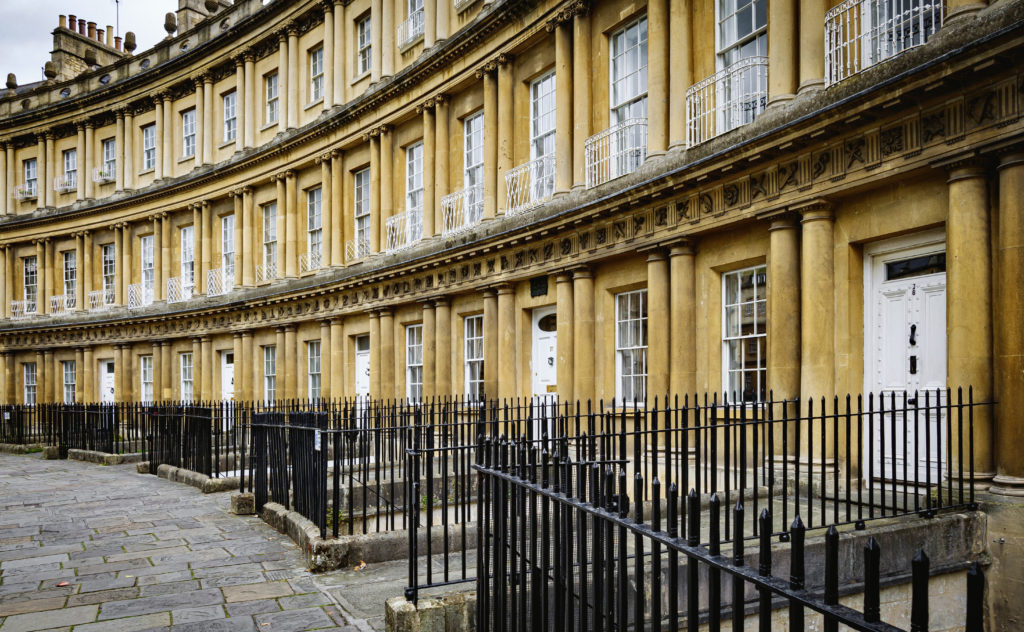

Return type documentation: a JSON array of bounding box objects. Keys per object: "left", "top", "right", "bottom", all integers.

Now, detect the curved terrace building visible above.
[{"left": 1, "top": 0, "right": 1023, "bottom": 497}]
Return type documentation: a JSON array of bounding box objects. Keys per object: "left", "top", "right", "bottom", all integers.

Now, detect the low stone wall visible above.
[
  {"left": 386, "top": 592, "right": 476, "bottom": 632},
  {"left": 154, "top": 463, "right": 240, "bottom": 493},
  {"left": 0, "top": 443, "right": 58, "bottom": 458},
  {"left": 67, "top": 448, "right": 142, "bottom": 465},
  {"left": 257, "top": 499, "right": 478, "bottom": 573}
]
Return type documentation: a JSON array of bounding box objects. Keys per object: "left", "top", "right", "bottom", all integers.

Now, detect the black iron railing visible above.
[{"left": 143, "top": 401, "right": 247, "bottom": 478}]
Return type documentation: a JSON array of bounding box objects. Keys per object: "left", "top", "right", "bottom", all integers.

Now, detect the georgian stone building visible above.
[{"left": 0, "top": 0, "right": 1022, "bottom": 491}]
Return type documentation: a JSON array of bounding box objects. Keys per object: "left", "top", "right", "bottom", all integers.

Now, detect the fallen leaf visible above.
[
  {"left": 354, "top": 560, "right": 366, "bottom": 571},
  {"left": 56, "top": 581, "right": 69, "bottom": 587}
]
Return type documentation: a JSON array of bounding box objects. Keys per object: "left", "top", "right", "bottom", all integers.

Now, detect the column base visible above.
[
  {"left": 797, "top": 79, "right": 824, "bottom": 95},
  {"left": 989, "top": 475, "right": 1024, "bottom": 497},
  {"left": 766, "top": 94, "right": 796, "bottom": 110},
  {"left": 944, "top": 3, "right": 986, "bottom": 25}
]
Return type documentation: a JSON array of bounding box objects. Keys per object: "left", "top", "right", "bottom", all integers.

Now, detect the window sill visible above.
[
  {"left": 398, "top": 33, "right": 424, "bottom": 54},
  {"left": 304, "top": 98, "right": 324, "bottom": 112},
  {"left": 350, "top": 71, "right": 370, "bottom": 86},
  {"left": 178, "top": 154, "right": 196, "bottom": 164},
  {"left": 138, "top": 168, "right": 155, "bottom": 176},
  {"left": 259, "top": 121, "right": 279, "bottom": 133},
  {"left": 218, "top": 139, "right": 236, "bottom": 150}
]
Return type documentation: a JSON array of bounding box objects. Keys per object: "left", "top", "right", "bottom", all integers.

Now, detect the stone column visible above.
[
  {"left": 83, "top": 347, "right": 93, "bottom": 403},
  {"left": 200, "top": 336, "right": 212, "bottom": 402},
  {"left": 191, "top": 338, "right": 203, "bottom": 401},
  {"left": 194, "top": 78, "right": 205, "bottom": 168},
  {"left": 646, "top": 251, "right": 670, "bottom": 402},
  {"left": 122, "top": 345, "right": 134, "bottom": 402},
  {"left": 152, "top": 217, "right": 163, "bottom": 301},
  {"left": 555, "top": 273, "right": 574, "bottom": 403},
  {"left": 122, "top": 223, "right": 133, "bottom": 301},
  {"left": 234, "top": 57, "right": 245, "bottom": 153},
  {"left": 83, "top": 123, "right": 95, "bottom": 199},
  {"left": 0, "top": 247, "right": 6, "bottom": 319},
  {"left": 36, "top": 135, "right": 46, "bottom": 211},
  {"left": 75, "top": 234, "right": 85, "bottom": 311},
  {"left": 276, "top": 174, "right": 287, "bottom": 276},
  {"left": 161, "top": 341, "right": 171, "bottom": 401},
  {"left": 153, "top": 96, "right": 164, "bottom": 179},
  {"left": 331, "top": 151, "right": 344, "bottom": 266},
  {"left": 285, "top": 170, "right": 298, "bottom": 277},
  {"left": 242, "top": 187, "right": 254, "bottom": 286},
  {"left": 238, "top": 332, "right": 251, "bottom": 402},
  {"left": 274, "top": 328, "right": 286, "bottom": 400},
  {"left": 0, "top": 142, "right": 5, "bottom": 216},
  {"left": 769, "top": 0, "right": 798, "bottom": 104},
  {"left": 768, "top": 216, "right": 800, "bottom": 401},
  {"left": 196, "top": 203, "right": 208, "bottom": 295},
  {"left": 381, "top": 0, "right": 394, "bottom": 78},
  {"left": 320, "top": 156, "right": 333, "bottom": 267},
  {"left": 482, "top": 67, "right": 497, "bottom": 219},
  {"left": 991, "top": 152, "right": 1024, "bottom": 493},
  {"left": 4, "top": 143, "right": 13, "bottom": 214},
  {"left": 108, "top": 347, "right": 118, "bottom": 403},
  {"left": 284, "top": 325, "right": 297, "bottom": 400},
  {"left": 112, "top": 230, "right": 122, "bottom": 306},
  {"left": 203, "top": 76, "right": 215, "bottom": 163},
  {"left": 287, "top": 25, "right": 300, "bottom": 129},
  {"left": 278, "top": 32, "right": 289, "bottom": 134},
  {"left": 435, "top": 96, "right": 449, "bottom": 231},
  {"left": 424, "top": 0, "right": 436, "bottom": 49},
  {"left": 75, "top": 124, "right": 86, "bottom": 202},
  {"left": 233, "top": 192, "right": 243, "bottom": 286},
  {"left": 422, "top": 103, "right": 435, "bottom": 237},
  {"left": 380, "top": 127, "right": 393, "bottom": 251},
  {"left": 572, "top": 267, "right": 595, "bottom": 404},
  {"left": 333, "top": 1, "right": 346, "bottom": 106},
  {"left": 230, "top": 334, "right": 242, "bottom": 401},
  {"left": 44, "top": 240, "right": 54, "bottom": 314},
  {"left": 44, "top": 133, "right": 55, "bottom": 208},
  {"left": 75, "top": 348, "right": 84, "bottom": 402},
  {"left": 330, "top": 318, "right": 344, "bottom": 399},
  {"left": 369, "top": 312, "right": 381, "bottom": 399},
  {"left": 380, "top": 310, "right": 395, "bottom": 399},
  {"left": 945, "top": 0, "right": 986, "bottom": 24},
  {"left": 798, "top": 200, "right": 834, "bottom": 402},
  {"left": 244, "top": 53, "right": 256, "bottom": 147},
  {"left": 422, "top": 302, "right": 436, "bottom": 397},
  {"left": 497, "top": 284, "right": 516, "bottom": 400},
  {"left": 371, "top": 0, "right": 383, "bottom": 82},
  {"left": 946, "top": 163, "right": 993, "bottom": 481},
  {"left": 554, "top": 22, "right": 572, "bottom": 193},
  {"left": 323, "top": 3, "right": 335, "bottom": 111},
  {"left": 435, "top": 299, "right": 451, "bottom": 397},
  {"left": 496, "top": 59, "right": 513, "bottom": 211},
  {"left": 123, "top": 110, "right": 135, "bottom": 189},
  {"left": 799, "top": 0, "right": 825, "bottom": 92},
  {"left": 319, "top": 320, "right": 332, "bottom": 399},
  {"left": 435, "top": 0, "right": 448, "bottom": 41},
  {"left": 83, "top": 232, "right": 93, "bottom": 306},
  {"left": 646, "top": 0, "right": 667, "bottom": 156},
  {"left": 162, "top": 94, "right": 173, "bottom": 174},
  {"left": 369, "top": 133, "right": 381, "bottom": 254},
  {"left": 114, "top": 111, "right": 125, "bottom": 191},
  {"left": 161, "top": 214, "right": 171, "bottom": 296},
  {"left": 151, "top": 342, "right": 162, "bottom": 402},
  {"left": 483, "top": 290, "right": 498, "bottom": 400}
]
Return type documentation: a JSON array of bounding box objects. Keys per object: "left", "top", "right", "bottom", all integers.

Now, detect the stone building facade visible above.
[{"left": 0, "top": 0, "right": 1022, "bottom": 497}]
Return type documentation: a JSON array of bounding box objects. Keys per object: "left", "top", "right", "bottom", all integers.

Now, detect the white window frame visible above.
[
  {"left": 722, "top": 265, "right": 767, "bottom": 403},
  {"left": 180, "top": 352, "right": 194, "bottom": 401},
  {"left": 354, "top": 168, "right": 370, "bottom": 248},
  {"left": 180, "top": 225, "right": 195, "bottom": 295},
  {"left": 62, "top": 251, "right": 77, "bottom": 299},
  {"left": 142, "top": 124, "right": 156, "bottom": 171},
  {"left": 405, "top": 142, "right": 424, "bottom": 241},
  {"left": 140, "top": 355, "right": 154, "bottom": 404},
  {"left": 309, "top": 46, "right": 324, "bottom": 102},
  {"left": 307, "top": 341, "right": 322, "bottom": 400},
  {"left": 615, "top": 289, "right": 648, "bottom": 404},
  {"left": 530, "top": 71, "right": 557, "bottom": 161},
  {"left": 357, "top": 15, "right": 372, "bottom": 76},
  {"left": 23, "top": 256, "right": 37, "bottom": 309},
  {"left": 24, "top": 363, "right": 37, "bottom": 405},
  {"left": 140, "top": 235, "right": 154, "bottom": 300},
  {"left": 101, "top": 244, "right": 116, "bottom": 304},
  {"left": 609, "top": 15, "right": 649, "bottom": 122},
  {"left": 223, "top": 92, "right": 237, "bottom": 142},
  {"left": 102, "top": 138, "right": 116, "bottom": 174},
  {"left": 463, "top": 112, "right": 484, "bottom": 222},
  {"left": 464, "top": 315, "right": 484, "bottom": 401},
  {"left": 262, "top": 203, "right": 277, "bottom": 275},
  {"left": 181, "top": 109, "right": 196, "bottom": 158},
  {"left": 264, "top": 345, "right": 277, "bottom": 403},
  {"left": 63, "top": 148, "right": 78, "bottom": 188},
  {"left": 265, "top": 73, "right": 279, "bottom": 125},
  {"left": 62, "top": 360, "right": 76, "bottom": 404},
  {"left": 307, "top": 188, "right": 323, "bottom": 266},
  {"left": 406, "top": 324, "right": 423, "bottom": 403},
  {"left": 717, "top": 0, "right": 768, "bottom": 67},
  {"left": 24, "top": 158, "right": 38, "bottom": 195},
  {"left": 221, "top": 214, "right": 235, "bottom": 284}
]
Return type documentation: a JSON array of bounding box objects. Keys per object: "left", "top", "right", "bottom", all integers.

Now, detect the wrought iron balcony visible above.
[
  {"left": 167, "top": 276, "right": 192, "bottom": 304},
  {"left": 686, "top": 56, "right": 768, "bottom": 147},
  {"left": 256, "top": 260, "right": 277, "bottom": 283},
  {"left": 825, "top": 0, "right": 943, "bottom": 87},
  {"left": 346, "top": 237, "right": 371, "bottom": 261},
  {"left": 14, "top": 183, "right": 37, "bottom": 201},
  {"left": 49, "top": 294, "right": 75, "bottom": 314},
  {"left": 504, "top": 154, "right": 555, "bottom": 216},
  {"left": 10, "top": 299, "right": 36, "bottom": 319},
  {"left": 397, "top": 8, "right": 425, "bottom": 49},
  {"left": 127, "top": 283, "right": 154, "bottom": 309},
  {"left": 299, "top": 251, "right": 322, "bottom": 274},
  {"left": 206, "top": 267, "right": 234, "bottom": 297},
  {"left": 441, "top": 184, "right": 484, "bottom": 237},
  {"left": 385, "top": 210, "right": 423, "bottom": 253},
  {"left": 92, "top": 166, "right": 115, "bottom": 184},
  {"left": 88, "top": 289, "right": 114, "bottom": 310},
  {"left": 585, "top": 118, "right": 648, "bottom": 189},
  {"left": 53, "top": 173, "right": 77, "bottom": 194}
]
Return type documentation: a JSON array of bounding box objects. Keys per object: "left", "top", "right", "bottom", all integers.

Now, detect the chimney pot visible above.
[
  {"left": 68, "top": 14, "right": 76, "bottom": 28},
  {"left": 59, "top": 15, "right": 67, "bottom": 29},
  {"left": 78, "top": 19, "right": 85, "bottom": 35},
  {"left": 87, "top": 22, "right": 96, "bottom": 39},
  {"left": 115, "top": 36, "right": 122, "bottom": 52},
  {"left": 106, "top": 26, "right": 113, "bottom": 46}
]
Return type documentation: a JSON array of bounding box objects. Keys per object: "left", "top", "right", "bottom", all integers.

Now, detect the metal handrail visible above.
[
  {"left": 504, "top": 154, "right": 556, "bottom": 216},
  {"left": 686, "top": 56, "right": 768, "bottom": 147},
  {"left": 397, "top": 8, "right": 425, "bottom": 48},
  {"left": 585, "top": 117, "right": 648, "bottom": 189},
  {"left": 441, "top": 184, "right": 485, "bottom": 237}
]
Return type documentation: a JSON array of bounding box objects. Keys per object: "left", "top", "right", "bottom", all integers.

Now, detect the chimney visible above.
[
  {"left": 78, "top": 19, "right": 85, "bottom": 35},
  {"left": 68, "top": 14, "right": 76, "bottom": 29},
  {"left": 59, "top": 15, "right": 67, "bottom": 29},
  {"left": 114, "top": 36, "right": 122, "bottom": 52},
  {"left": 106, "top": 26, "right": 113, "bottom": 46},
  {"left": 87, "top": 21, "right": 96, "bottom": 40}
]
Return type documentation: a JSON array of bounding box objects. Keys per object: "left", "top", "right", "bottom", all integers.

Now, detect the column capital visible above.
[
  {"left": 329, "top": 316, "right": 343, "bottom": 325},
  {"left": 368, "top": 311, "right": 380, "bottom": 321},
  {"left": 241, "top": 185, "right": 254, "bottom": 196},
  {"left": 434, "top": 93, "right": 449, "bottom": 106},
  {"left": 286, "top": 22, "right": 300, "bottom": 37},
  {"left": 160, "top": 340, "right": 171, "bottom": 347},
  {"left": 496, "top": 53, "right": 515, "bottom": 66},
  {"left": 496, "top": 283, "right": 515, "bottom": 295},
  {"left": 241, "top": 330, "right": 253, "bottom": 339},
  {"left": 276, "top": 29, "right": 288, "bottom": 42},
  {"left": 555, "top": 272, "right": 573, "bottom": 284},
  {"left": 792, "top": 197, "right": 833, "bottom": 221},
  {"left": 152, "top": 340, "right": 162, "bottom": 349},
  {"left": 668, "top": 239, "right": 697, "bottom": 256},
  {"left": 432, "top": 297, "right": 449, "bottom": 308},
  {"left": 233, "top": 55, "right": 245, "bottom": 68},
  {"left": 115, "top": 108, "right": 125, "bottom": 120},
  {"left": 319, "top": 318, "right": 333, "bottom": 328},
  {"left": 283, "top": 323, "right": 297, "bottom": 332},
  {"left": 320, "top": 0, "right": 334, "bottom": 13},
  {"left": 571, "top": 265, "right": 593, "bottom": 280},
  {"left": 377, "top": 308, "right": 393, "bottom": 318},
  {"left": 243, "top": 50, "right": 256, "bottom": 63},
  {"left": 330, "top": 148, "right": 342, "bottom": 159},
  {"left": 997, "top": 151, "right": 1024, "bottom": 170},
  {"left": 232, "top": 331, "right": 243, "bottom": 340},
  {"left": 192, "top": 336, "right": 203, "bottom": 344},
  {"left": 474, "top": 64, "right": 495, "bottom": 79},
  {"left": 284, "top": 169, "right": 297, "bottom": 180},
  {"left": 421, "top": 300, "right": 436, "bottom": 311}
]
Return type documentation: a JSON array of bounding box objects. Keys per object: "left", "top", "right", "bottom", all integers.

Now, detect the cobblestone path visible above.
[{"left": 0, "top": 453, "right": 379, "bottom": 632}]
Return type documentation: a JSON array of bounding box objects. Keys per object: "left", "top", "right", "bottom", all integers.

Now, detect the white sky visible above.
[{"left": 0, "top": 0, "right": 174, "bottom": 85}]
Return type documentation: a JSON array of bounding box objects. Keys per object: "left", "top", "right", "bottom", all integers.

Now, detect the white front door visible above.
[
  {"left": 100, "top": 361, "right": 115, "bottom": 403},
  {"left": 531, "top": 307, "right": 557, "bottom": 438},
  {"left": 354, "top": 335, "right": 370, "bottom": 397},
  {"left": 866, "top": 235, "right": 947, "bottom": 484},
  {"left": 221, "top": 352, "right": 234, "bottom": 401}
]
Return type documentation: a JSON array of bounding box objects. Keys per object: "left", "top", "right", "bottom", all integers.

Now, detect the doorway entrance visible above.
[{"left": 99, "top": 361, "right": 115, "bottom": 404}]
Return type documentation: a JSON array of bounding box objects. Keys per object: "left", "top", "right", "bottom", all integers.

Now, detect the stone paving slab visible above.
[{"left": 0, "top": 454, "right": 381, "bottom": 632}]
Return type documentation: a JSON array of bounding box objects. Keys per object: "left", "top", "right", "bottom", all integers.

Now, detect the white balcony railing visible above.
[
  {"left": 346, "top": 237, "right": 371, "bottom": 261},
  {"left": 256, "top": 260, "right": 277, "bottom": 283},
  {"left": 686, "top": 56, "right": 768, "bottom": 147},
  {"left": 127, "top": 283, "right": 154, "bottom": 309},
  {"left": 49, "top": 294, "right": 75, "bottom": 314},
  {"left": 299, "top": 251, "right": 322, "bottom": 274},
  {"left": 14, "top": 183, "right": 37, "bottom": 201},
  {"left": 10, "top": 299, "right": 36, "bottom": 319},
  {"left": 53, "top": 173, "right": 77, "bottom": 194},
  {"left": 88, "top": 289, "right": 114, "bottom": 310},
  {"left": 585, "top": 118, "right": 648, "bottom": 189},
  {"left": 385, "top": 210, "right": 423, "bottom": 253},
  {"left": 167, "top": 276, "right": 192, "bottom": 304},
  {"left": 397, "top": 8, "right": 425, "bottom": 48},
  {"left": 441, "top": 184, "right": 485, "bottom": 237},
  {"left": 206, "top": 267, "right": 234, "bottom": 297},
  {"left": 825, "top": 0, "right": 943, "bottom": 87},
  {"left": 453, "top": 0, "right": 477, "bottom": 12},
  {"left": 92, "top": 165, "right": 115, "bottom": 184},
  {"left": 505, "top": 154, "right": 556, "bottom": 216}
]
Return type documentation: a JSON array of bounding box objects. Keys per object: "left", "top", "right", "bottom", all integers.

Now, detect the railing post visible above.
[
  {"left": 911, "top": 549, "right": 930, "bottom": 632},
  {"left": 789, "top": 516, "right": 806, "bottom": 631},
  {"left": 824, "top": 525, "right": 839, "bottom": 632},
  {"left": 864, "top": 537, "right": 881, "bottom": 623},
  {"left": 966, "top": 561, "right": 984, "bottom": 632}
]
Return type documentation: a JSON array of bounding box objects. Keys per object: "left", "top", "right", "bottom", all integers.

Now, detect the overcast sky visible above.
[{"left": 0, "top": 0, "right": 173, "bottom": 85}]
